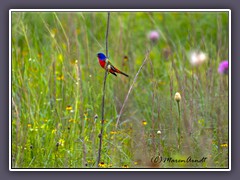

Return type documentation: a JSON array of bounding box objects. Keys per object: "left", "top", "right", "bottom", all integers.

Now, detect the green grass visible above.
[{"left": 11, "top": 11, "right": 229, "bottom": 169}]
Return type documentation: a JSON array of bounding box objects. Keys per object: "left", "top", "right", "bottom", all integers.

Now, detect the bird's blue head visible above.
[{"left": 97, "top": 53, "right": 107, "bottom": 61}]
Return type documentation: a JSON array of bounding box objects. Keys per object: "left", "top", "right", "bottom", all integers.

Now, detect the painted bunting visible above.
[{"left": 97, "top": 52, "right": 129, "bottom": 77}]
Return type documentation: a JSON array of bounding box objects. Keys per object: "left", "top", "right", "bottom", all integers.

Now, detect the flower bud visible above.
[{"left": 174, "top": 92, "right": 181, "bottom": 102}]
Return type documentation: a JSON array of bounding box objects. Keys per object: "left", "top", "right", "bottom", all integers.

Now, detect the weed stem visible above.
[{"left": 97, "top": 12, "right": 110, "bottom": 167}]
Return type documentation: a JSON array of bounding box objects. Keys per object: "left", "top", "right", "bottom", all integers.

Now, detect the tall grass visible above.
[{"left": 11, "top": 11, "right": 229, "bottom": 168}]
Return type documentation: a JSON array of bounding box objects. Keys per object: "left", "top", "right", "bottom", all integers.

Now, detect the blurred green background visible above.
[{"left": 11, "top": 11, "right": 229, "bottom": 168}]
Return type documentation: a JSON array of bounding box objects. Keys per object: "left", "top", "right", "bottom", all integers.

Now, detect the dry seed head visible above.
[
  {"left": 198, "top": 52, "right": 207, "bottom": 63},
  {"left": 189, "top": 51, "right": 207, "bottom": 66}
]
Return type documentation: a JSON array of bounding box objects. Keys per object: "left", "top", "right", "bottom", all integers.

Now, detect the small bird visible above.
[{"left": 97, "top": 52, "right": 129, "bottom": 77}]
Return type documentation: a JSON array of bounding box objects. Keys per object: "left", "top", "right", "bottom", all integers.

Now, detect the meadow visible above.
[{"left": 11, "top": 11, "right": 229, "bottom": 169}]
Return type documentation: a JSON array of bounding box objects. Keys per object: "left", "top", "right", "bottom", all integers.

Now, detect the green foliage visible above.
[{"left": 11, "top": 11, "right": 229, "bottom": 168}]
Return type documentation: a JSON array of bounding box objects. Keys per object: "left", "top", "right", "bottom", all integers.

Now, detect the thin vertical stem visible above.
[
  {"left": 177, "top": 101, "right": 181, "bottom": 150},
  {"left": 97, "top": 12, "right": 110, "bottom": 167},
  {"left": 106, "top": 12, "right": 110, "bottom": 57},
  {"left": 149, "top": 59, "right": 156, "bottom": 153}
]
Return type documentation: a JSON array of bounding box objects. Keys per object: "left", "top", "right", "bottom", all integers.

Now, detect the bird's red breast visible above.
[{"left": 98, "top": 59, "right": 106, "bottom": 68}]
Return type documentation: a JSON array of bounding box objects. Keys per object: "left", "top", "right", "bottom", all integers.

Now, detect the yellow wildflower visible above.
[
  {"left": 98, "top": 162, "right": 107, "bottom": 168},
  {"left": 110, "top": 131, "right": 117, "bottom": 135},
  {"left": 58, "top": 139, "right": 65, "bottom": 147},
  {"left": 57, "top": 75, "right": 64, "bottom": 80},
  {"left": 142, "top": 120, "right": 147, "bottom": 126},
  {"left": 220, "top": 143, "right": 228, "bottom": 147},
  {"left": 66, "top": 105, "right": 73, "bottom": 111}
]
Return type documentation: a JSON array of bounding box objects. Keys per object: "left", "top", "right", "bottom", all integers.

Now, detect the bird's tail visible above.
[{"left": 119, "top": 71, "right": 129, "bottom": 77}]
